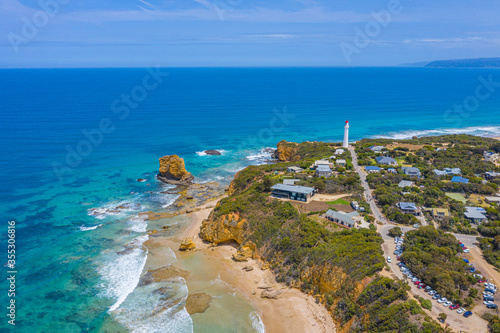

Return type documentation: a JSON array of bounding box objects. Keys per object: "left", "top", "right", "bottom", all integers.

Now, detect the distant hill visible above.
[{"left": 424, "top": 57, "right": 500, "bottom": 68}]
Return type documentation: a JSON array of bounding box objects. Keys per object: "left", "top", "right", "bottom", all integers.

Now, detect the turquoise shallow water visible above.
[{"left": 1, "top": 67, "right": 500, "bottom": 332}]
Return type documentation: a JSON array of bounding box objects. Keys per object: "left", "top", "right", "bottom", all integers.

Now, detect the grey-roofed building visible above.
[
  {"left": 398, "top": 180, "right": 415, "bottom": 188},
  {"left": 270, "top": 184, "right": 316, "bottom": 202},
  {"left": 369, "top": 145, "right": 385, "bottom": 153},
  {"left": 375, "top": 156, "right": 397, "bottom": 166},
  {"left": 387, "top": 168, "right": 397, "bottom": 174},
  {"left": 433, "top": 168, "right": 461, "bottom": 176},
  {"left": 336, "top": 159, "right": 347, "bottom": 167},
  {"left": 323, "top": 209, "right": 359, "bottom": 228},
  {"left": 485, "top": 171, "right": 500, "bottom": 180},
  {"left": 464, "top": 207, "right": 488, "bottom": 224},
  {"left": 316, "top": 165, "right": 332, "bottom": 177},
  {"left": 401, "top": 167, "right": 421, "bottom": 177},
  {"left": 397, "top": 202, "right": 420, "bottom": 215},
  {"left": 283, "top": 179, "right": 299, "bottom": 185},
  {"left": 287, "top": 166, "right": 304, "bottom": 173}
]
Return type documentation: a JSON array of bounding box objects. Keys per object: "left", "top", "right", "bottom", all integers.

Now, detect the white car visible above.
[
  {"left": 484, "top": 301, "right": 494, "bottom": 305},
  {"left": 463, "top": 249, "right": 470, "bottom": 253},
  {"left": 387, "top": 257, "right": 392, "bottom": 263},
  {"left": 437, "top": 298, "right": 448, "bottom": 304},
  {"left": 443, "top": 301, "right": 453, "bottom": 307},
  {"left": 485, "top": 283, "right": 498, "bottom": 289},
  {"left": 429, "top": 291, "right": 437, "bottom": 295},
  {"left": 457, "top": 308, "right": 466, "bottom": 314}
]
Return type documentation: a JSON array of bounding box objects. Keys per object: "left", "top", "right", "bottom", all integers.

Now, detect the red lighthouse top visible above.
[{"left": 345, "top": 120, "right": 349, "bottom": 123}]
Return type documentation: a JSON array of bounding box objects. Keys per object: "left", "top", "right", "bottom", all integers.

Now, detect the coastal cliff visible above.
[
  {"left": 272, "top": 140, "right": 299, "bottom": 161},
  {"left": 157, "top": 155, "right": 194, "bottom": 185}
]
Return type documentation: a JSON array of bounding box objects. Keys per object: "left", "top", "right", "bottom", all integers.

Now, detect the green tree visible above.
[{"left": 388, "top": 227, "right": 403, "bottom": 238}]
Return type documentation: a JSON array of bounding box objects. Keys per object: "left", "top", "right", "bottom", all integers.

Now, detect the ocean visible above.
[{"left": 1, "top": 67, "right": 500, "bottom": 332}]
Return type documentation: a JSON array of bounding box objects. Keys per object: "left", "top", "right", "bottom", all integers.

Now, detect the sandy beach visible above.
[{"left": 144, "top": 197, "right": 336, "bottom": 333}]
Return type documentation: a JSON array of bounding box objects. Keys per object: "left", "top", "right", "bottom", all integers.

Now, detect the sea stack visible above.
[
  {"left": 157, "top": 155, "right": 194, "bottom": 185},
  {"left": 343, "top": 120, "right": 349, "bottom": 148}
]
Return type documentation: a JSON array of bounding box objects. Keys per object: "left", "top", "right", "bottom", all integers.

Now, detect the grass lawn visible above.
[
  {"left": 327, "top": 198, "right": 350, "bottom": 205},
  {"left": 445, "top": 192, "right": 467, "bottom": 204}
]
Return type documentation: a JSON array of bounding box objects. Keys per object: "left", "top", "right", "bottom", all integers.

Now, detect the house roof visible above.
[
  {"left": 365, "top": 166, "right": 381, "bottom": 171},
  {"left": 271, "top": 184, "right": 315, "bottom": 195},
  {"left": 336, "top": 159, "right": 346, "bottom": 163},
  {"left": 431, "top": 208, "right": 450, "bottom": 216},
  {"left": 397, "top": 202, "right": 418, "bottom": 211},
  {"left": 288, "top": 166, "right": 303, "bottom": 171},
  {"left": 434, "top": 168, "right": 461, "bottom": 175},
  {"left": 398, "top": 180, "right": 414, "bottom": 188},
  {"left": 324, "top": 209, "right": 359, "bottom": 226},
  {"left": 486, "top": 196, "right": 500, "bottom": 202},
  {"left": 451, "top": 176, "right": 469, "bottom": 184},
  {"left": 369, "top": 145, "right": 385, "bottom": 151},
  {"left": 317, "top": 165, "right": 331, "bottom": 172},
  {"left": 375, "top": 156, "right": 397, "bottom": 164},
  {"left": 283, "top": 179, "right": 300, "bottom": 185},
  {"left": 402, "top": 167, "right": 421, "bottom": 175}
]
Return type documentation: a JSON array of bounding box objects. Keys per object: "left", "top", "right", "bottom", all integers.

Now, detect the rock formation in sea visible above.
[
  {"left": 179, "top": 238, "right": 196, "bottom": 251},
  {"left": 272, "top": 140, "right": 299, "bottom": 162},
  {"left": 157, "top": 155, "right": 194, "bottom": 185},
  {"left": 185, "top": 293, "right": 212, "bottom": 315},
  {"left": 203, "top": 150, "right": 222, "bottom": 155}
]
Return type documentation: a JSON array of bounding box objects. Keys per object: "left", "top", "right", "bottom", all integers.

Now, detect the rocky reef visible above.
[
  {"left": 185, "top": 292, "right": 212, "bottom": 315},
  {"left": 203, "top": 150, "right": 221, "bottom": 155},
  {"left": 179, "top": 238, "right": 196, "bottom": 251},
  {"left": 272, "top": 140, "right": 299, "bottom": 162},
  {"left": 157, "top": 155, "right": 194, "bottom": 185}
]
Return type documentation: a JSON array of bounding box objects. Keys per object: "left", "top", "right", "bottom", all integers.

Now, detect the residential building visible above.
[
  {"left": 287, "top": 166, "right": 304, "bottom": 173},
  {"left": 365, "top": 166, "right": 381, "bottom": 173},
  {"left": 387, "top": 168, "right": 397, "bottom": 174},
  {"left": 314, "top": 160, "right": 331, "bottom": 167},
  {"left": 375, "top": 156, "right": 398, "bottom": 166},
  {"left": 433, "top": 168, "right": 461, "bottom": 176},
  {"left": 398, "top": 180, "right": 415, "bottom": 188},
  {"left": 351, "top": 201, "right": 360, "bottom": 210},
  {"left": 451, "top": 176, "right": 469, "bottom": 184},
  {"left": 464, "top": 207, "right": 488, "bottom": 224},
  {"left": 270, "top": 184, "right": 317, "bottom": 202},
  {"left": 396, "top": 202, "right": 421, "bottom": 216},
  {"left": 336, "top": 159, "right": 347, "bottom": 167},
  {"left": 283, "top": 179, "right": 299, "bottom": 185},
  {"left": 316, "top": 165, "right": 332, "bottom": 177},
  {"left": 401, "top": 167, "right": 421, "bottom": 178},
  {"left": 323, "top": 209, "right": 359, "bottom": 228},
  {"left": 334, "top": 148, "right": 345, "bottom": 155},
  {"left": 485, "top": 171, "right": 500, "bottom": 180},
  {"left": 369, "top": 145, "right": 385, "bottom": 153},
  {"left": 423, "top": 208, "right": 450, "bottom": 219},
  {"left": 484, "top": 151, "right": 500, "bottom": 163},
  {"left": 485, "top": 197, "right": 500, "bottom": 205}
]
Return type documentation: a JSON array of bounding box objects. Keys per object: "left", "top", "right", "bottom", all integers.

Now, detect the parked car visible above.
[
  {"left": 457, "top": 308, "right": 466, "bottom": 314},
  {"left": 487, "top": 304, "right": 498, "bottom": 309},
  {"left": 429, "top": 290, "right": 437, "bottom": 295},
  {"left": 432, "top": 294, "right": 441, "bottom": 300},
  {"left": 463, "top": 259, "right": 469, "bottom": 263},
  {"left": 443, "top": 301, "right": 453, "bottom": 307},
  {"left": 463, "top": 311, "right": 473, "bottom": 318},
  {"left": 437, "top": 298, "right": 448, "bottom": 304},
  {"left": 425, "top": 286, "right": 432, "bottom": 291},
  {"left": 485, "top": 283, "right": 497, "bottom": 289},
  {"left": 484, "top": 297, "right": 494, "bottom": 302},
  {"left": 464, "top": 249, "right": 470, "bottom": 253},
  {"left": 418, "top": 284, "right": 426, "bottom": 289},
  {"left": 413, "top": 224, "right": 420, "bottom": 228},
  {"left": 484, "top": 301, "right": 494, "bottom": 305},
  {"left": 485, "top": 288, "right": 496, "bottom": 294},
  {"left": 479, "top": 279, "right": 486, "bottom": 283},
  {"left": 387, "top": 257, "right": 391, "bottom": 263},
  {"left": 449, "top": 304, "right": 460, "bottom": 310}
]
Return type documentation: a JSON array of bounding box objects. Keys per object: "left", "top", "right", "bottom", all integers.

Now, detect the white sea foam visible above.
[
  {"left": 246, "top": 147, "right": 275, "bottom": 164},
  {"left": 128, "top": 215, "right": 148, "bottom": 233},
  {"left": 98, "top": 235, "right": 149, "bottom": 312},
  {"left": 373, "top": 125, "right": 500, "bottom": 140},
  {"left": 196, "top": 149, "right": 228, "bottom": 156},
  {"left": 250, "top": 312, "right": 266, "bottom": 333},
  {"left": 79, "top": 224, "right": 102, "bottom": 231},
  {"left": 88, "top": 200, "right": 144, "bottom": 220},
  {"left": 111, "top": 281, "right": 193, "bottom": 333}
]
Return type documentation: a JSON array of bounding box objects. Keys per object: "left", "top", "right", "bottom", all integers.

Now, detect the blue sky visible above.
[{"left": 1, "top": 0, "right": 499, "bottom": 67}]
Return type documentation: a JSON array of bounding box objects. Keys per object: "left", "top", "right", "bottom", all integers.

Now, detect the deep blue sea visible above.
[{"left": 1, "top": 67, "right": 500, "bottom": 332}]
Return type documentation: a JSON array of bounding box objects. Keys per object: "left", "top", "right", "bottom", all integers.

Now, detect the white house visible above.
[
  {"left": 484, "top": 151, "right": 500, "bottom": 163},
  {"left": 369, "top": 145, "right": 385, "bottom": 153},
  {"left": 316, "top": 165, "right": 332, "bottom": 177}
]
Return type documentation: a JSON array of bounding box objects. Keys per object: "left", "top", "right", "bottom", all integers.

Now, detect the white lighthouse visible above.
[{"left": 343, "top": 120, "right": 349, "bottom": 148}]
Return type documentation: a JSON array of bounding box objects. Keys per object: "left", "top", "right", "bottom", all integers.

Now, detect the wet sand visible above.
[{"left": 144, "top": 198, "right": 336, "bottom": 333}]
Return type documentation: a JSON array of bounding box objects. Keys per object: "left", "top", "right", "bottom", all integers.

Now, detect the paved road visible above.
[
  {"left": 349, "top": 148, "right": 387, "bottom": 224},
  {"left": 379, "top": 225, "right": 489, "bottom": 333},
  {"left": 350, "top": 148, "right": 490, "bottom": 331}
]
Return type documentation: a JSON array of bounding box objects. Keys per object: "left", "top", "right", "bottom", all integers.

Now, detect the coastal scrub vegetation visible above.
[
  {"left": 401, "top": 226, "right": 478, "bottom": 303},
  {"left": 209, "top": 141, "right": 445, "bottom": 331}
]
